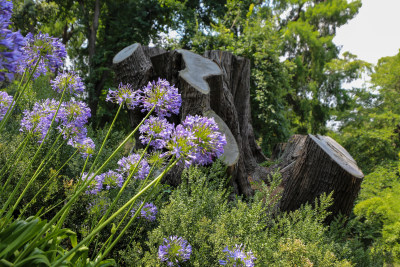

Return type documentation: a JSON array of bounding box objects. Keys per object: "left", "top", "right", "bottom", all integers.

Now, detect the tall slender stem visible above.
[
  {"left": 0, "top": 85, "right": 67, "bottom": 221},
  {"left": 15, "top": 107, "right": 155, "bottom": 263},
  {"left": 0, "top": 133, "right": 31, "bottom": 193},
  {"left": 93, "top": 138, "right": 152, "bottom": 232},
  {"left": 95, "top": 161, "right": 159, "bottom": 258},
  {"left": 0, "top": 57, "right": 41, "bottom": 132},
  {"left": 95, "top": 160, "right": 177, "bottom": 264},
  {"left": 18, "top": 149, "right": 79, "bottom": 218},
  {"left": 50, "top": 159, "right": 178, "bottom": 267},
  {"left": 0, "top": 133, "right": 31, "bottom": 179}
]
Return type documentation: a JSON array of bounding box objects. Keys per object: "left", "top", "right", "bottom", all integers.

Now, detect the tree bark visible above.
[
  {"left": 112, "top": 44, "right": 269, "bottom": 196},
  {"left": 270, "top": 134, "right": 364, "bottom": 221}
]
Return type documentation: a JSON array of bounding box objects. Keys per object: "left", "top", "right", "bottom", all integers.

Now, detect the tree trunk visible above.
[
  {"left": 270, "top": 134, "right": 364, "bottom": 221},
  {"left": 112, "top": 44, "right": 269, "bottom": 196}
]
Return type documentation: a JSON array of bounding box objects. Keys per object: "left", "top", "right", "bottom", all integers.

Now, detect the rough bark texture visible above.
[
  {"left": 112, "top": 44, "right": 268, "bottom": 196},
  {"left": 270, "top": 134, "right": 364, "bottom": 221}
]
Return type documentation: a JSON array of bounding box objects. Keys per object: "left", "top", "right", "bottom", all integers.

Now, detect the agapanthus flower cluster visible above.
[
  {"left": 131, "top": 202, "right": 157, "bottom": 222},
  {"left": 20, "top": 98, "right": 93, "bottom": 149},
  {"left": 82, "top": 173, "right": 102, "bottom": 195},
  {"left": 58, "top": 99, "right": 91, "bottom": 141},
  {"left": 164, "top": 115, "right": 226, "bottom": 167},
  {"left": 97, "top": 170, "right": 124, "bottom": 190},
  {"left": 17, "top": 32, "right": 66, "bottom": 79},
  {"left": 166, "top": 124, "right": 196, "bottom": 167},
  {"left": 158, "top": 236, "right": 192, "bottom": 266},
  {"left": 139, "top": 116, "right": 174, "bottom": 150},
  {"left": 20, "top": 99, "right": 60, "bottom": 142},
  {"left": 69, "top": 136, "right": 95, "bottom": 158},
  {"left": 117, "top": 153, "right": 150, "bottom": 180},
  {"left": 106, "top": 83, "right": 141, "bottom": 109},
  {"left": 219, "top": 244, "right": 256, "bottom": 267},
  {"left": 83, "top": 170, "right": 125, "bottom": 195},
  {"left": 182, "top": 115, "right": 226, "bottom": 166},
  {"left": 0, "top": 0, "right": 24, "bottom": 81},
  {"left": 0, "top": 91, "right": 13, "bottom": 121},
  {"left": 50, "top": 71, "right": 85, "bottom": 96},
  {"left": 141, "top": 78, "right": 181, "bottom": 118}
]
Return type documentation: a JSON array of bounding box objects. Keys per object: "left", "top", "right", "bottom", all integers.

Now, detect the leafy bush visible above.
[{"left": 126, "top": 162, "right": 357, "bottom": 266}]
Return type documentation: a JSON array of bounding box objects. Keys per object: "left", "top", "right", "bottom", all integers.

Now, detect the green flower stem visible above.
[
  {"left": 0, "top": 85, "right": 67, "bottom": 221},
  {"left": 93, "top": 137, "right": 152, "bottom": 231},
  {"left": 117, "top": 161, "right": 158, "bottom": 228},
  {"left": 0, "top": 133, "right": 31, "bottom": 193},
  {"left": 95, "top": 156, "right": 159, "bottom": 257},
  {"left": 52, "top": 159, "right": 178, "bottom": 267},
  {"left": 0, "top": 57, "right": 41, "bottom": 132},
  {"left": 92, "top": 105, "right": 155, "bottom": 178},
  {"left": 77, "top": 153, "right": 91, "bottom": 189},
  {"left": 18, "top": 149, "right": 79, "bottom": 218},
  {"left": 54, "top": 103, "right": 124, "bottom": 229},
  {"left": 95, "top": 160, "right": 177, "bottom": 264},
  {"left": 55, "top": 105, "right": 155, "bottom": 231},
  {"left": 84, "top": 103, "right": 123, "bottom": 177},
  {"left": 39, "top": 198, "right": 64, "bottom": 218},
  {"left": 15, "top": 106, "right": 155, "bottom": 263},
  {"left": 0, "top": 131, "right": 62, "bottom": 219},
  {"left": 8, "top": 134, "right": 65, "bottom": 216},
  {"left": 88, "top": 138, "right": 153, "bottom": 251},
  {"left": 0, "top": 133, "right": 31, "bottom": 179},
  {"left": 16, "top": 69, "right": 28, "bottom": 90}
]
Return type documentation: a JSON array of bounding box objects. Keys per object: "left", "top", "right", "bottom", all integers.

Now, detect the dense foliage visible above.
[{"left": 2, "top": 0, "right": 400, "bottom": 266}]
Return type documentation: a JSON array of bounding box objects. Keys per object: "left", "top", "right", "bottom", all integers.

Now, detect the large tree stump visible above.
[
  {"left": 269, "top": 134, "right": 364, "bottom": 221},
  {"left": 112, "top": 44, "right": 268, "bottom": 196}
]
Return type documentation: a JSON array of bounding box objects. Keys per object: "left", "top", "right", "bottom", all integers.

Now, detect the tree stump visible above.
[
  {"left": 269, "top": 134, "right": 364, "bottom": 221},
  {"left": 112, "top": 43, "right": 268, "bottom": 196}
]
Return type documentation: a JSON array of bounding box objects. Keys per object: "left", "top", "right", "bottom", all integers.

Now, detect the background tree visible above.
[
  {"left": 333, "top": 50, "right": 400, "bottom": 173},
  {"left": 176, "top": 0, "right": 364, "bottom": 154}
]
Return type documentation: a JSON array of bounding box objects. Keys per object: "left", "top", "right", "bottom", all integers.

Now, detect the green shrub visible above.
[{"left": 128, "top": 162, "right": 359, "bottom": 266}]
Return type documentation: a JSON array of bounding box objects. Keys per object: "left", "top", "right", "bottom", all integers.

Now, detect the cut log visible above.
[
  {"left": 113, "top": 44, "right": 269, "bottom": 196},
  {"left": 272, "top": 134, "right": 364, "bottom": 221}
]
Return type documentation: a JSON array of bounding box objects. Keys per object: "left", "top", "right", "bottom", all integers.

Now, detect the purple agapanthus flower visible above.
[
  {"left": 165, "top": 124, "right": 196, "bottom": 167},
  {"left": 139, "top": 116, "right": 174, "bottom": 150},
  {"left": 17, "top": 32, "right": 66, "bottom": 79},
  {"left": 69, "top": 136, "right": 95, "bottom": 158},
  {"left": 0, "top": 91, "right": 13, "bottom": 121},
  {"left": 117, "top": 153, "right": 150, "bottom": 180},
  {"left": 58, "top": 99, "right": 91, "bottom": 141},
  {"left": 106, "top": 82, "right": 141, "bottom": 109},
  {"left": 97, "top": 170, "right": 124, "bottom": 190},
  {"left": 131, "top": 202, "right": 158, "bottom": 222},
  {"left": 141, "top": 78, "right": 181, "bottom": 118},
  {"left": 182, "top": 115, "right": 226, "bottom": 166},
  {"left": 82, "top": 173, "right": 102, "bottom": 195},
  {"left": 219, "top": 244, "right": 256, "bottom": 267},
  {"left": 50, "top": 71, "right": 85, "bottom": 96},
  {"left": 158, "top": 236, "right": 192, "bottom": 266},
  {"left": 20, "top": 99, "right": 60, "bottom": 142},
  {"left": 0, "top": 0, "right": 24, "bottom": 81}
]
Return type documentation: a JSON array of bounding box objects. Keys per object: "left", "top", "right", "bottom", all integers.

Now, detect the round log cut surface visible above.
[
  {"left": 277, "top": 134, "right": 364, "bottom": 221},
  {"left": 112, "top": 44, "right": 269, "bottom": 196}
]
